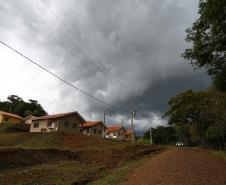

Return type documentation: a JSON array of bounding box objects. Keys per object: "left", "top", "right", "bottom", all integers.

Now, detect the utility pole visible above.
[
  {"left": 142, "top": 130, "right": 144, "bottom": 143},
  {"left": 149, "top": 120, "right": 153, "bottom": 145},
  {"left": 130, "top": 99, "right": 136, "bottom": 142},
  {"left": 103, "top": 111, "right": 106, "bottom": 138}
]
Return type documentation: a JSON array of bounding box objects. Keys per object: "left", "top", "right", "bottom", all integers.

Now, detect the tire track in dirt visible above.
[{"left": 121, "top": 148, "right": 226, "bottom": 185}]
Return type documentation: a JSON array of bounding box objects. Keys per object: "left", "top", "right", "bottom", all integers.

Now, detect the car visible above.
[{"left": 176, "top": 142, "right": 184, "bottom": 147}]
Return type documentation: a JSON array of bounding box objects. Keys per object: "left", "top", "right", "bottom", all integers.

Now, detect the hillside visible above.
[{"left": 0, "top": 123, "right": 162, "bottom": 185}]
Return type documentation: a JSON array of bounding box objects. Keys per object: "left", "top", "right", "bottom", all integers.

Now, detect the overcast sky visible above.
[{"left": 0, "top": 0, "right": 210, "bottom": 132}]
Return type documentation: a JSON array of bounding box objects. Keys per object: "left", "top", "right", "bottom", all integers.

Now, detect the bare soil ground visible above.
[
  {"left": 121, "top": 148, "right": 226, "bottom": 185},
  {"left": 0, "top": 129, "right": 162, "bottom": 185}
]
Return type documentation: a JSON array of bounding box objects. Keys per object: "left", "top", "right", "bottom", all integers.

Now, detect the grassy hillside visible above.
[{"left": 0, "top": 123, "right": 162, "bottom": 185}]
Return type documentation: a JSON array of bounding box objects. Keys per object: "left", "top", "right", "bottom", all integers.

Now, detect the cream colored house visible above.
[
  {"left": 105, "top": 125, "right": 125, "bottom": 140},
  {"left": 30, "top": 111, "right": 85, "bottom": 132},
  {"left": 0, "top": 111, "right": 23, "bottom": 124},
  {"left": 80, "top": 121, "right": 106, "bottom": 137},
  {"left": 24, "top": 115, "right": 36, "bottom": 125}
]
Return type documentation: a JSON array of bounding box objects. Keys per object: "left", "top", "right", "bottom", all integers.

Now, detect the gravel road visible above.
[{"left": 121, "top": 148, "right": 226, "bottom": 185}]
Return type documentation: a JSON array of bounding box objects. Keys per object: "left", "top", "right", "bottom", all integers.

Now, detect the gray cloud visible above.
[{"left": 0, "top": 0, "right": 210, "bottom": 130}]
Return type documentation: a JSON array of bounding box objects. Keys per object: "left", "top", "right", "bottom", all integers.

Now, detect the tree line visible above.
[
  {"left": 0, "top": 95, "right": 47, "bottom": 118},
  {"left": 145, "top": 0, "right": 226, "bottom": 150}
]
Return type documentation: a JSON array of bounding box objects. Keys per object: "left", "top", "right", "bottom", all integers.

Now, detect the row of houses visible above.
[{"left": 0, "top": 111, "right": 134, "bottom": 140}]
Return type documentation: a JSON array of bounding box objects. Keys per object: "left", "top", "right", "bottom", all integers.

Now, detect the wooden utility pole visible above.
[
  {"left": 103, "top": 111, "right": 106, "bottom": 138},
  {"left": 149, "top": 120, "right": 153, "bottom": 145},
  {"left": 130, "top": 99, "right": 135, "bottom": 142}
]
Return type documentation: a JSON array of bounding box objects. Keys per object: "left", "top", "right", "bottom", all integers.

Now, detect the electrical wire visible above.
[{"left": 0, "top": 40, "right": 128, "bottom": 113}]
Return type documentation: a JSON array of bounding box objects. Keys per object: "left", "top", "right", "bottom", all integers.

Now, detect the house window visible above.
[
  {"left": 64, "top": 121, "right": 69, "bottom": 127},
  {"left": 98, "top": 130, "right": 102, "bottom": 135},
  {"left": 86, "top": 128, "right": 90, "bottom": 134},
  {"left": 93, "top": 129, "right": 96, "bottom": 134},
  {"left": 107, "top": 132, "right": 109, "bottom": 135},
  {"left": 33, "top": 122, "right": 39, "bottom": 128},
  {"left": 114, "top": 132, "right": 116, "bottom": 136},
  {"left": 47, "top": 121, "right": 52, "bottom": 127},
  {"left": 4, "top": 117, "right": 9, "bottom": 122}
]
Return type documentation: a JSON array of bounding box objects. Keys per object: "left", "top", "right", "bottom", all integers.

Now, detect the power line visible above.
[
  {"left": 38, "top": 0, "right": 132, "bottom": 90},
  {"left": 0, "top": 40, "right": 128, "bottom": 113},
  {"left": 9, "top": 0, "right": 125, "bottom": 90}
]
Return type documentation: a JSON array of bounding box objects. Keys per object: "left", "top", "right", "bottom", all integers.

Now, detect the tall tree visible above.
[
  {"left": 182, "top": 0, "right": 226, "bottom": 91},
  {"left": 0, "top": 95, "right": 47, "bottom": 117},
  {"left": 165, "top": 88, "right": 226, "bottom": 149}
]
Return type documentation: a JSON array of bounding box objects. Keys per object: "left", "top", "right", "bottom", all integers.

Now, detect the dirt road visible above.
[{"left": 121, "top": 148, "right": 226, "bottom": 185}]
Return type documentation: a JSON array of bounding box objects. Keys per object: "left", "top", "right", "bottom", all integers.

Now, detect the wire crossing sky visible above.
[
  {"left": 0, "top": 40, "right": 128, "bottom": 113},
  {"left": 0, "top": 0, "right": 210, "bottom": 130}
]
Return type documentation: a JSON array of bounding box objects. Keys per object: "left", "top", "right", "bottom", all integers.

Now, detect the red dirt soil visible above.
[{"left": 121, "top": 148, "right": 226, "bottom": 185}]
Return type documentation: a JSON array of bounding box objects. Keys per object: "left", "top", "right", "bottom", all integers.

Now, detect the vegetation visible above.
[
  {"left": 143, "top": 126, "right": 176, "bottom": 145},
  {"left": 165, "top": 88, "right": 226, "bottom": 149},
  {"left": 0, "top": 95, "right": 47, "bottom": 117},
  {"left": 161, "top": 0, "right": 226, "bottom": 150},
  {"left": 183, "top": 0, "right": 226, "bottom": 91},
  {"left": 88, "top": 155, "right": 153, "bottom": 185}
]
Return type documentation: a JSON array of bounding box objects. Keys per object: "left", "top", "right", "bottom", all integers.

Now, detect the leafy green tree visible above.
[
  {"left": 165, "top": 88, "right": 226, "bottom": 149},
  {"left": 144, "top": 126, "right": 176, "bottom": 145},
  {"left": 183, "top": 0, "right": 226, "bottom": 91},
  {"left": 0, "top": 95, "right": 47, "bottom": 117}
]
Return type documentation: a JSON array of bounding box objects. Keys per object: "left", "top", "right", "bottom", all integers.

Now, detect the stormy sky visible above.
[{"left": 0, "top": 0, "right": 210, "bottom": 132}]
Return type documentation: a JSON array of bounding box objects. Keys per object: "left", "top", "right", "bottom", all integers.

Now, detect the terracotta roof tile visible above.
[
  {"left": 124, "top": 129, "right": 133, "bottom": 135},
  {"left": 107, "top": 125, "right": 123, "bottom": 132},
  {"left": 80, "top": 121, "right": 103, "bottom": 128},
  {"left": 0, "top": 111, "right": 23, "bottom": 120}
]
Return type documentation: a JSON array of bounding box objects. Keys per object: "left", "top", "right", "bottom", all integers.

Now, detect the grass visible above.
[
  {"left": 210, "top": 150, "right": 226, "bottom": 160},
  {"left": 88, "top": 156, "right": 151, "bottom": 185},
  {"left": 0, "top": 160, "right": 100, "bottom": 185}
]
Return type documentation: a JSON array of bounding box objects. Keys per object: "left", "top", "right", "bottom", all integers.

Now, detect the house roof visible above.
[
  {"left": 124, "top": 129, "right": 133, "bottom": 135},
  {"left": 107, "top": 125, "right": 123, "bottom": 132},
  {"left": 32, "top": 111, "right": 85, "bottom": 122},
  {"left": 24, "top": 115, "right": 36, "bottom": 121},
  {"left": 0, "top": 111, "right": 23, "bottom": 120},
  {"left": 80, "top": 121, "right": 104, "bottom": 128}
]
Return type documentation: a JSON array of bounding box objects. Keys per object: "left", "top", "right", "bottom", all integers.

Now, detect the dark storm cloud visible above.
[{"left": 0, "top": 0, "right": 210, "bottom": 127}]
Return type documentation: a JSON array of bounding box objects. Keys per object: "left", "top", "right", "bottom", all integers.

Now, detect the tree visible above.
[
  {"left": 0, "top": 95, "right": 47, "bottom": 117},
  {"left": 165, "top": 88, "right": 226, "bottom": 149},
  {"left": 182, "top": 0, "right": 226, "bottom": 91},
  {"left": 144, "top": 126, "right": 176, "bottom": 145}
]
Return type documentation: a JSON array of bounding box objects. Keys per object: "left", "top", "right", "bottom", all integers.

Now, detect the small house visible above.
[
  {"left": 105, "top": 125, "right": 125, "bottom": 140},
  {"left": 80, "top": 121, "right": 106, "bottom": 137},
  {"left": 24, "top": 115, "right": 36, "bottom": 125},
  {"left": 124, "top": 129, "right": 134, "bottom": 141},
  {"left": 0, "top": 111, "right": 23, "bottom": 124},
  {"left": 30, "top": 111, "right": 85, "bottom": 132}
]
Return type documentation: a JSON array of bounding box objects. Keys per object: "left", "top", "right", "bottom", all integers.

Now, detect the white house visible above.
[
  {"left": 24, "top": 115, "right": 36, "bottom": 125},
  {"left": 105, "top": 125, "right": 125, "bottom": 140},
  {"left": 30, "top": 111, "right": 85, "bottom": 132},
  {"left": 80, "top": 121, "right": 106, "bottom": 137}
]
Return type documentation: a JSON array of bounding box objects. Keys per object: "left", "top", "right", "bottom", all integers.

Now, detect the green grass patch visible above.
[
  {"left": 210, "top": 150, "right": 226, "bottom": 160},
  {"left": 0, "top": 132, "right": 63, "bottom": 149},
  {"left": 88, "top": 155, "right": 153, "bottom": 185},
  {"left": 0, "top": 160, "right": 100, "bottom": 185}
]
